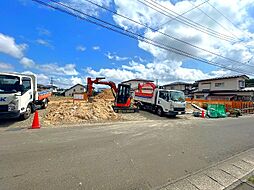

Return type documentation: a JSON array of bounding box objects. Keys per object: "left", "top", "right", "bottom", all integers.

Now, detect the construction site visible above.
[{"left": 1, "top": 0, "right": 254, "bottom": 190}]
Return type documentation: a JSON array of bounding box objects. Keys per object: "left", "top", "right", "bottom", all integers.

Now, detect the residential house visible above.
[
  {"left": 163, "top": 82, "right": 193, "bottom": 95},
  {"left": 193, "top": 75, "right": 254, "bottom": 101},
  {"left": 64, "top": 84, "right": 86, "bottom": 97}
]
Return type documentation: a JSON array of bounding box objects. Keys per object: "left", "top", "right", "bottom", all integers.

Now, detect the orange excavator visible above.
[{"left": 87, "top": 77, "right": 138, "bottom": 113}]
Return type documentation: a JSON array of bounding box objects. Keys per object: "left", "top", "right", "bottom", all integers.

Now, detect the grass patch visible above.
[{"left": 248, "top": 175, "right": 254, "bottom": 184}]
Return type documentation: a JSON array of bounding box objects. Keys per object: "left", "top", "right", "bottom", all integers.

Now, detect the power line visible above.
[
  {"left": 207, "top": 1, "right": 251, "bottom": 41},
  {"left": 76, "top": 0, "right": 254, "bottom": 69},
  {"left": 187, "top": 0, "right": 240, "bottom": 41},
  {"left": 138, "top": 0, "right": 237, "bottom": 42},
  {"left": 32, "top": 0, "right": 254, "bottom": 76},
  {"left": 207, "top": 2, "right": 239, "bottom": 31},
  {"left": 155, "top": 0, "right": 210, "bottom": 30}
]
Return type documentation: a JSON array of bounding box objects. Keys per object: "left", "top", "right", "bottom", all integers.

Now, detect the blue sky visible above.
[
  {"left": 0, "top": 0, "right": 253, "bottom": 87},
  {"left": 0, "top": 1, "right": 149, "bottom": 70}
]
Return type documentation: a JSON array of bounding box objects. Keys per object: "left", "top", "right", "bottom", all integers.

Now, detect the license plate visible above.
[{"left": 178, "top": 112, "right": 182, "bottom": 114}]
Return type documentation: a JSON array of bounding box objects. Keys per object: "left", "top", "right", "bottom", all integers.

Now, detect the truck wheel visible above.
[
  {"left": 42, "top": 99, "right": 48, "bottom": 109},
  {"left": 20, "top": 105, "right": 32, "bottom": 120},
  {"left": 156, "top": 107, "right": 164, "bottom": 117}
]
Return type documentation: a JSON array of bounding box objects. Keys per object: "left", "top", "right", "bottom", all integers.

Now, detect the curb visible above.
[{"left": 155, "top": 148, "right": 254, "bottom": 190}]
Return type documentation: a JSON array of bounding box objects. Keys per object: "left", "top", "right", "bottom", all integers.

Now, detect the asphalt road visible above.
[{"left": 0, "top": 116, "right": 254, "bottom": 190}]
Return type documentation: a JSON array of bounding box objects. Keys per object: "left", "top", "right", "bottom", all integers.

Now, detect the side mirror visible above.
[{"left": 19, "top": 85, "right": 25, "bottom": 94}]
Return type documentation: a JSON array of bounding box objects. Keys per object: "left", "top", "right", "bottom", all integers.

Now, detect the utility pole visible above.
[
  {"left": 156, "top": 79, "right": 159, "bottom": 86},
  {"left": 50, "top": 77, "right": 54, "bottom": 87}
]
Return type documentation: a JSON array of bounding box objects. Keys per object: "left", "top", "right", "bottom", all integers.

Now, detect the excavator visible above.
[{"left": 87, "top": 77, "right": 138, "bottom": 113}]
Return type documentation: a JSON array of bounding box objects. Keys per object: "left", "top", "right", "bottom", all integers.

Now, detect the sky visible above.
[{"left": 0, "top": 0, "right": 254, "bottom": 88}]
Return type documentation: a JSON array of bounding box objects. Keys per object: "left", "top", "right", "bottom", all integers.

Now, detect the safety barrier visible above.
[{"left": 186, "top": 98, "right": 254, "bottom": 114}]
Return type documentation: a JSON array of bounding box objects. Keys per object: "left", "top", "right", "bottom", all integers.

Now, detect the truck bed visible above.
[{"left": 38, "top": 90, "right": 51, "bottom": 101}]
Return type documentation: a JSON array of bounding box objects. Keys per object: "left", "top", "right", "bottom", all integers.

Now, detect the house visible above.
[
  {"left": 64, "top": 84, "right": 86, "bottom": 97},
  {"left": 193, "top": 75, "right": 254, "bottom": 101},
  {"left": 163, "top": 82, "right": 193, "bottom": 95},
  {"left": 121, "top": 78, "right": 154, "bottom": 91}
]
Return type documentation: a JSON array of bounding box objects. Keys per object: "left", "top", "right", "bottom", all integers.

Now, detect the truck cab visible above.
[
  {"left": 156, "top": 89, "right": 186, "bottom": 116},
  {"left": 0, "top": 73, "right": 37, "bottom": 120}
]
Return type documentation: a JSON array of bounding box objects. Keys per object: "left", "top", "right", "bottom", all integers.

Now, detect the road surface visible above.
[{"left": 0, "top": 116, "right": 254, "bottom": 190}]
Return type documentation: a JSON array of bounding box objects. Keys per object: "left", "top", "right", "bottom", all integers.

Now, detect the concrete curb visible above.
[{"left": 155, "top": 148, "right": 254, "bottom": 190}]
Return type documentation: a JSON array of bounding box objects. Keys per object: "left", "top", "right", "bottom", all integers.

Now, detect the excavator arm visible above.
[{"left": 87, "top": 77, "right": 117, "bottom": 98}]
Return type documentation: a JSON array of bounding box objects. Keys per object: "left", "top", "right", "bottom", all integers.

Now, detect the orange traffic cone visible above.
[{"left": 31, "top": 110, "right": 40, "bottom": 129}]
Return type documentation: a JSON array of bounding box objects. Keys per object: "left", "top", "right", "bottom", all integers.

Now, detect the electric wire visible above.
[
  {"left": 73, "top": 0, "right": 254, "bottom": 69},
  {"left": 138, "top": 0, "right": 237, "bottom": 42},
  {"left": 32, "top": 0, "right": 254, "bottom": 75}
]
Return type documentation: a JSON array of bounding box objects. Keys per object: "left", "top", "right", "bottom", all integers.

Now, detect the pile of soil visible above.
[
  {"left": 44, "top": 98, "right": 119, "bottom": 125},
  {"left": 94, "top": 89, "right": 115, "bottom": 100}
]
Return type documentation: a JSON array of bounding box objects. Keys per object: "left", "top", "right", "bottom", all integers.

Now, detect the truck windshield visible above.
[
  {"left": 170, "top": 91, "right": 185, "bottom": 102},
  {"left": 0, "top": 75, "right": 20, "bottom": 93}
]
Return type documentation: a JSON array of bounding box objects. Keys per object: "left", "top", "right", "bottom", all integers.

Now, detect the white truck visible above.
[
  {"left": 0, "top": 72, "right": 51, "bottom": 120},
  {"left": 134, "top": 82, "right": 186, "bottom": 117}
]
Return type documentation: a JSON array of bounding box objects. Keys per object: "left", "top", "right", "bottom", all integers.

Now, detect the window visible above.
[
  {"left": 159, "top": 91, "right": 170, "bottom": 101},
  {"left": 73, "top": 89, "right": 76, "bottom": 92},
  {"left": 170, "top": 91, "right": 185, "bottom": 102},
  {"left": 0, "top": 75, "right": 20, "bottom": 93},
  {"left": 80, "top": 88, "right": 83, "bottom": 91},
  {"left": 22, "top": 78, "right": 31, "bottom": 93},
  {"left": 239, "top": 80, "right": 245, "bottom": 88},
  {"left": 215, "top": 82, "right": 224, "bottom": 87}
]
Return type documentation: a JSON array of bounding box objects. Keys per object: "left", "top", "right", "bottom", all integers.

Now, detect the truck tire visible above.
[
  {"left": 136, "top": 102, "right": 143, "bottom": 110},
  {"left": 42, "top": 99, "right": 48, "bottom": 109},
  {"left": 156, "top": 107, "right": 164, "bottom": 117},
  {"left": 20, "top": 104, "right": 32, "bottom": 120}
]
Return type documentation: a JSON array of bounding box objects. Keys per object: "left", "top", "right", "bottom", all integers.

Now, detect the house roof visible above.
[
  {"left": 121, "top": 78, "right": 154, "bottom": 83},
  {"left": 64, "top": 84, "right": 86, "bottom": 93},
  {"left": 163, "top": 82, "right": 192, "bottom": 86},
  {"left": 196, "top": 75, "right": 249, "bottom": 83}
]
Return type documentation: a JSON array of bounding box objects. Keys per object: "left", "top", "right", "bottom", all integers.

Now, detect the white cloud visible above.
[
  {"left": 20, "top": 57, "right": 35, "bottom": 68},
  {"left": 62, "top": 0, "right": 111, "bottom": 16},
  {"left": 92, "top": 46, "right": 100, "bottom": 50},
  {"left": 0, "top": 62, "right": 14, "bottom": 72},
  {"left": 0, "top": 33, "right": 27, "bottom": 59},
  {"left": 39, "top": 63, "right": 79, "bottom": 76},
  {"left": 105, "top": 52, "right": 129, "bottom": 61},
  {"left": 85, "top": 0, "right": 254, "bottom": 83},
  {"left": 70, "top": 76, "right": 84, "bottom": 85},
  {"left": 20, "top": 57, "right": 79, "bottom": 76},
  {"left": 22, "top": 71, "right": 50, "bottom": 85},
  {"left": 76, "top": 45, "right": 86, "bottom": 52},
  {"left": 36, "top": 39, "right": 54, "bottom": 49},
  {"left": 37, "top": 27, "right": 51, "bottom": 36}
]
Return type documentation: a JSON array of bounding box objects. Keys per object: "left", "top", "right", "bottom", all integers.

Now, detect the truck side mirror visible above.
[{"left": 19, "top": 85, "right": 25, "bottom": 94}]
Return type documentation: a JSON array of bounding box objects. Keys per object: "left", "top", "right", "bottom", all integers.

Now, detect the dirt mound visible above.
[
  {"left": 94, "top": 89, "right": 115, "bottom": 100},
  {"left": 44, "top": 98, "right": 120, "bottom": 125}
]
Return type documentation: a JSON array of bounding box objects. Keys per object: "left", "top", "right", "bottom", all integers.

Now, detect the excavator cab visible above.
[
  {"left": 115, "top": 84, "right": 131, "bottom": 106},
  {"left": 113, "top": 83, "right": 137, "bottom": 113},
  {"left": 87, "top": 77, "right": 138, "bottom": 113}
]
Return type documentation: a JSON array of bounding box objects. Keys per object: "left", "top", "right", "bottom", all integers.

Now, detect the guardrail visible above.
[{"left": 186, "top": 99, "right": 254, "bottom": 114}]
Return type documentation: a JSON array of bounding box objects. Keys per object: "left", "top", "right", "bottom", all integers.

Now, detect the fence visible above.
[{"left": 186, "top": 98, "right": 254, "bottom": 114}]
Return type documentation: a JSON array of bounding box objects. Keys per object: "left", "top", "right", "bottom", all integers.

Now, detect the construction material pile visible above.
[
  {"left": 44, "top": 94, "right": 119, "bottom": 125},
  {"left": 94, "top": 89, "right": 114, "bottom": 100}
]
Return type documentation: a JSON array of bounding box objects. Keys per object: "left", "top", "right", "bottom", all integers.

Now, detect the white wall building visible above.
[
  {"left": 193, "top": 75, "right": 254, "bottom": 101},
  {"left": 64, "top": 84, "right": 86, "bottom": 97}
]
